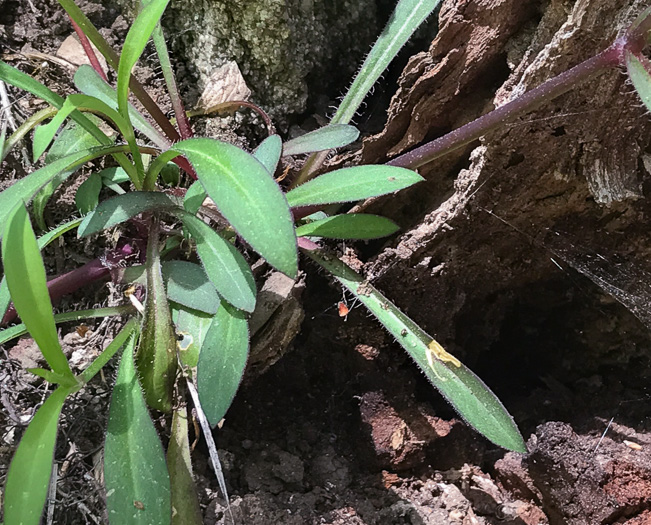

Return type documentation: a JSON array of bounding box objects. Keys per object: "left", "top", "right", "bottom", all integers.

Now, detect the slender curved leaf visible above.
[
  {"left": 332, "top": 0, "right": 440, "bottom": 124},
  {"left": 179, "top": 211, "right": 256, "bottom": 313},
  {"left": 307, "top": 249, "right": 527, "bottom": 453},
  {"left": 116, "top": 0, "right": 170, "bottom": 179},
  {"left": 77, "top": 191, "right": 179, "bottom": 237},
  {"left": 627, "top": 51, "right": 651, "bottom": 113},
  {"left": 105, "top": 336, "right": 171, "bottom": 525},
  {"left": 2, "top": 203, "right": 74, "bottom": 380},
  {"left": 173, "top": 138, "right": 298, "bottom": 277},
  {"left": 197, "top": 303, "right": 249, "bottom": 427},
  {"left": 163, "top": 261, "right": 220, "bottom": 315},
  {"left": 3, "top": 385, "right": 75, "bottom": 525},
  {"left": 254, "top": 134, "right": 282, "bottom": 173},
  {"left": 286, "top": 165, "right": 423, "bottom": 207},
  {"left": 74, "top": 64, "right": 167, "bottom": 147},
  {"left": 296, "top": 214, "right": 400, "bottom": 239},
  {"left": 81, "top": 318, "right": 139, "bottom": 383},
  {"left": 283, "top": 124, "right": 359, "bottom": 156}
]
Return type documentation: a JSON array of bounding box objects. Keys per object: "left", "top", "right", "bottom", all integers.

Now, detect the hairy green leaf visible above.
[
  {"left": 307, "top": 249, "right": 526, "bottom": 452},
  {"left": 183, "top": 180, "right": 207, "bottom": 215},
  {"left": 77, "top": 191, "right": 179, "bottom": 237},
  {"left": 179, "top": 211, "right": 257, "bottom": 313},
  {"left": 2, "top": 203, "right": 74, "bottom": 380},
  {"left": 296, "top": 214, "right": 400, "bottom": 239},
  {"left": 172, "top": 305, "right": 213, "bottom": 370},
  {"left": 283, "top": 124, "right": 359, "bottom": 156},
  {"left": 105, "top": 336, "right": 171, "bottom": 524},
  {"left": 163, "top": 261, "right": 220, "bottom": 315},
  {"left": 627, "top": 51, "right": 651, "bottom": 113},
  {"left": 173, "top": 138, "right": 298, "bottom": 277},
  {"left": 253, "top": 134, "right": 282, "bottom": 173},
  {"left": 3, "top": 385, "right": 75, "bottom": 525},
  {"left": 332, "top": 0, "right": 440, "bottom": 124},
  {"left": 136, "top": 220, "right": 177, "bottom": 413},
  {"left": 286, "top": 165, "right": 423, "bottom": 207},
  {"left": 197, "top": 303, "right": 249, "bottom": 427}
]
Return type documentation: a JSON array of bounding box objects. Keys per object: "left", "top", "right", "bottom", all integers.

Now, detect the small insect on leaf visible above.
[
  {"left": 337, "top": 301, "right": 350, "bottom": 318},
  {"left": 134, "top": 500, "right": 145, "bottom": 510}
]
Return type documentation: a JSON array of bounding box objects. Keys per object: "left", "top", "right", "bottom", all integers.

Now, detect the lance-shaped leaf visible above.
[
  {"left": 296, "top": 214, "right": 399, "bottom": 239},
  {"left": 197, "top": 303, "right": 249, "bottom": 427},
  {"left": 306, "top": 249, "right": 527, "bottom": 453},
  {"left": 253, "top": 134, "right": 282, "bottom": 173},
  {"left": 626, "top": 51, "right": 651, "bottom": 113},
  {"left": 105, "top": 336, "right": 171, "bottom": 525},
  {"left": 75, "top": 172, "right": 103, "bottom": 214},
  {"left": 283, "top": 124, "right": 359, "bottom": 156},
  {"left": 183, "top": 180, "right": 207, "bottom": 215},
  {"left": 179, "top": 211, "right": 256, "bottom": 313},
  {"left": 286, "top": 165, "right": 423, "bottom": 208},
  {"left": 332, "top": 0, "right": 440, "bottom": 124},
  {"left": 3, "top": 385, "right": 75, "bottom": 525},
  {"left": 77, "top": 191, "right": 179, "bottom": 237},
  {"left": 173, "top": 138, "right": 298, "bottom": 277},
  {"left": 172, "top": 305, "right": 214, "bottom": 370},
  {"left": 2, "top": 203, "right": 75, "bottom": 381},
  {"left": 136, "top": 219, "right": 177, "bottom": 413}
]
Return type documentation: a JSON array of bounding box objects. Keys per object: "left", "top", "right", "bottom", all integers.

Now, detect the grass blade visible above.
[
  {"left": 81, "top": 318, "right": 139, "bottom": 383},
  {"left": 173, "top": 138, "right": 298, "bottom": 277},
  {"left": 2, "top": 203, "right": 74, "bottom": 380},
  {"left": 286, "top": 165, "right": 423, "bottom": 207},
  {"left": 3, "top": 385, "right": 75, "bottom": 525},
  {"left": 307, "top": 249, "right": 527, "bottom": 452},
  {"left": 105, "top": 335, "right": 171, "bottom": 524}
]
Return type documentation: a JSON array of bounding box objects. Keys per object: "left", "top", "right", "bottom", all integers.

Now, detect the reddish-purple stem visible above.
[{"left": 69, "top": 15, "right": 108, "bottom": 82}]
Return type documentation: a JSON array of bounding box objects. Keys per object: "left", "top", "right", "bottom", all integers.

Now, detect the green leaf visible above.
[
  {"left": 76, "top": 172, "right": 103, "bottom": 214},
  {"left": 167, "top": 404, "right": 203, "bottom": 525},
  {"left": 105, "top": 336, "right": 171, "bottom": 525},
  {"left": 2, "top": 203, "right": 74, "bottom": 380},
  {"left": 77, "top": 191, "right": 179, "bottom": 237},
  {"left": 332, "top": 0, "right": 440, "bottom": 124},
  {"left": 116, "top": 0, "right": 170, "bottom": 179},
  {"left": 74, "top": 64, "right": 167, "bottom": 147},
  {"left": 0, "top": 216, "right": 83, "bottom": 322},
  {"left": 283, "top": 124, "right": 359, "bottom": 156},
  {"left": 626, "top": 51, "right": 651, "bottom": 113},
  {"left": 286, "top": 165, "right": 424, "bottom": 207},
  {"left": 296, "top": 214, "right": 400, "bottom": 239},
  {"left": 163, "top": 261, "right": 220, "bottom": 315},
  {"left": 172, "top": 305, "right": 214, "bottom": 370},
  {"left": 179, "top": 211, "right": 257, "bottom": 313},
  {"left": 136, "top": 220, "right": 177, "bottom": 413},
  {"left": 183, "top": 180, "right": 207, "bottom": 215},
  {"left": 100, "top": 166, "right": 130, "bottom": 194},
  {"left": 306, "top": 249, "right": 526, "bottom": 453},
  {"left": 197, "top": 303, "right": 249, "bottom": 427},
  {"left": 173, "top": 138, "right": 298, "bottom": 278},
  {"left": 3, "top": 385, "right": 75, "bottom": 525},
  {"left": 253, "top": 134, "right": 282, "bottom": 173}
]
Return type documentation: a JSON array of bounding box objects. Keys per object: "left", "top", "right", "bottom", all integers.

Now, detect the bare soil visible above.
[{"left": 2, "top": 1, "right": 651, "bottom": 524}]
